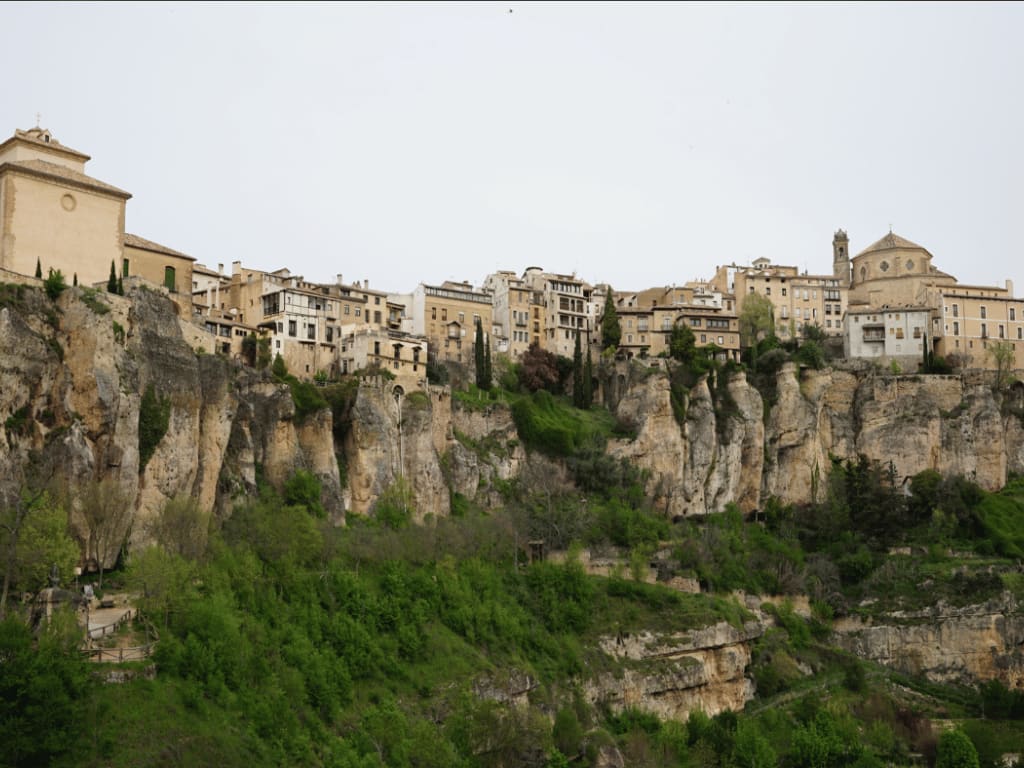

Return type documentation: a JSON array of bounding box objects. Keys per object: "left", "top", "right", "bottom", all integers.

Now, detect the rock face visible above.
[
  {"left": 583, "top": 620, "right": 765, "bottom": 721},
  {"left": 832, "top": 592, "right": 1024, "bottom": 687},
  {"left": 603, "top": 360, "right": 1024, "bottom": 515},
  {"left": 0, "top": 285, "right": 341, "bottom": 566}
]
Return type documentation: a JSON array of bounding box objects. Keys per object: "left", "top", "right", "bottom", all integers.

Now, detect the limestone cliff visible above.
[
  {"left": 832, "top": 592, "right": 1024, "bottom": 687},
  {"left": 0, "top": 284, "right": 341, "bottom": 566}
]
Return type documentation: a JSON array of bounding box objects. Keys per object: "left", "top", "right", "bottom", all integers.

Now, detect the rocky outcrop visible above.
[
  {"left": 0, "top": 285, "right": 341, "bottom": 565},
  {"left": 832, "top": 592, "right": 1024, "bottom": 687},
  {"left": 583, "top": 620, "right": 765, "bottom": 721}
]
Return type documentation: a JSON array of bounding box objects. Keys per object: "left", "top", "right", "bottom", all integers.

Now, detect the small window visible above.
[{"left": 122, "top": 258, "right": 130, "bottom": 278}]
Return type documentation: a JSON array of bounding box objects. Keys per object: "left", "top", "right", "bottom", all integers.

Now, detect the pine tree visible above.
[
  {"left": 35, "top": 258, "right": 42, "bottom": 279},
  {"left": 107, "top": 261, "right": 118, "bottom": 293}
]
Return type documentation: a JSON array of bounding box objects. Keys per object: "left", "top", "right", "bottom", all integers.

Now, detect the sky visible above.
[{"left": 3, "top": 2, "right": 1023, "bottom": 295}]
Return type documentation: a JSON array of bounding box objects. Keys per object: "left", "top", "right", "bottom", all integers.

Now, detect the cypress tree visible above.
[
  {"left": 35, "top": 258, "right": 42, "bottom": 279},
  {"left": 73, "top": 273, "right": 78, "bottom": 287},
  {"left": 484, "top": 343, "right": 492, "bottom": 391},
  {"left": 572, "top": 331, "right": 584, "bottom": 408},
  {"left": 583, "top": 345, "right": 594, "bottom": 408},
  {"left": 107, "top": 261, "right": 118, "bottom": 293},
  {"left": 600, "top": 290, "right": 621, "bottom": 350},
  {"left": 117, "top": 276, "right": 124, "bottom": 296},
  {"left": 474, "top": 320, "right": 489, "bottom": 390}
]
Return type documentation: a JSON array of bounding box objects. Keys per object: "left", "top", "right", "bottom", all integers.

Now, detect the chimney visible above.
[
  {"left": 231, "top": 260, "right": 242, "bottom": 276},
  {"left": 1007, "top": 279, "right": 1014, "bottom": 296},
  {"left": 336, "top": 274, "right": 344, "bottom": 286},
  {"left": 217, "top": 263, "right": 224, "bottom": 275}
]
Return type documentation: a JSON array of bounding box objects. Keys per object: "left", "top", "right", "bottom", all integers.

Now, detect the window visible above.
[
  {"left": 952, "top": 304, "right": 959, "bottom": 317},
  {"left": 1019, "top": 328, "right": 1023, "bottom": 340},
  {"left": 765, "top": 287, "right": 771, "bottom": 296},
  {"left": 431, "top": 307, "right": 436, "bottom": 320},
  {"left": 344, "top": 305, "right": 350, "bottom": 315},
  {"left": 163, "top": 266, "right": 176, "bottom": 292},
  {"left": 717, "top": 336, "right": 724, "bottom": 345},
  {"left": 999, "top": 325, "right": 1005, "bottom": 339},
  {"left": 307, "top": 324, "right": 315, "bottom": 340},
  {"left": 326, "top": 326, "right": 333, "bottom": 342},
  {"left": 953, "top": 321, "right": 959, "bottom": 335},
  {"left": 458, "top": 312, "right": 465, "bottom": 324},
  {"left": 895, "top": 328, "right": 904, "bottom": 339},
  {"left": 442, "top": 309, "right": 447, "bottom": 321},
  {"left": 982, "top": 323, "right": 988, "bottom": 338},
  {"left": 122, "top": 258, "right": 129, "bottom": 278},
  {"left": 375, "top": 296, "right": 381, "bottom": 305},
  {"left": 355, "top": 308, "right": 361, "bottom": 317},
  {"left": 374, "top": 311, "right": 381, "bottom": 324},
  {"left": 700, "top": 334, "right": 706, "bottom": 343},
  {"left": 374, "top": 341, "right": 380, "bottom": 355},
  {"left": 781, "top": 288, "right": 787, "bottom": 297},
  {"left": 288, "top": 320, "right": 296, "bottom": 336},
  {"left": 981, "top": 306, "right": 987, "bottom": 319},
  {"left": 1009, "top": 307, "right": 1016, "bottom": 321}
]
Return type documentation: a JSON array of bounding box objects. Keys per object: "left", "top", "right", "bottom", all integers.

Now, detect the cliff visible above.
[{"left": 0, "top": 284, "right": 341, "bottom": 565}]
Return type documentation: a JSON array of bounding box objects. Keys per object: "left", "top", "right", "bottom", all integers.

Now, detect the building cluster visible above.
[{"left": 2, "top": 126, "right": 1022, "bottom": 387}]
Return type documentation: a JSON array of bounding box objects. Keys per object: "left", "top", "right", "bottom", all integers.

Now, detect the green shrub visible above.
[
  {"left": 283, "top": 470, "right": 325, "bottom": 518},
  {"left": 138, "top": 384, "right": 171, "bottom": 471},
  {"left": 79, "top": 287, "right": 110, "bottom": 315},
  {"left": 44, "top": 268, "right": 67, "bottom": 301}
]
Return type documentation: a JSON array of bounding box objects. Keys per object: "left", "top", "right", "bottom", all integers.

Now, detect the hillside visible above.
[{"left": 2, "top": 283, "right": 1024, "bottom": 767}]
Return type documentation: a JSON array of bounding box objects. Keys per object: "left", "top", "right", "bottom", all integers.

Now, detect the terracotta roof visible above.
[
  {"left": 855, "top": 231, "right": 929, "bottom": 257},
  {"left": 0, "top": 158, "right": 131, "bottom": 199},
  {"left": 124, "top": 233, "right": 195, "bottom": 261}
]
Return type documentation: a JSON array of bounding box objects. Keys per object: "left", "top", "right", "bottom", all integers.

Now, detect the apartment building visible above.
[
  {"left": 712, "top": 259, "right": 847, "bottom": 340},
  {"left": 409, "top": 281, "right": 493, "bottom": 365},
  {"left": 930, "top": 285, "right": 1024, "bottom": 370},
  {"left": 843, "top": 306, "right": 932, "bottom": 367},
  {"left": 521, "top": 268, "right": 591, "bottom": 357},
  {"left": 483, "top": 271, "right": 544, "bottom": 358},
  {"left": 612, "top": 287, "right": 740, "bottom": 361}
]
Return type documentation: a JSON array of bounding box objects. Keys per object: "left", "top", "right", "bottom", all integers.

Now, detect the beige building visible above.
[
  {"left": 841, "top": 230, "right": 1024, "bottom": 371},
  {"left": 338, "top": 326, "right": 427, "bottom": 384},
  {"left": 612, "top": 287, "right": 740, "bottom": 361},
  {"left": 483, "top": 270, "right": 544, "bottom": 358},
  {"left": 0, "top": 127, "right": 130, "bottom": 286},
  {"left": 521, "top": 268, "right": 592, "bottom": 358},
  {"left": 409, "top": 281, "right": 493, "bottom": 365},
  {"left": 711, "top": 258, "right": 847, "bottom": 341}
]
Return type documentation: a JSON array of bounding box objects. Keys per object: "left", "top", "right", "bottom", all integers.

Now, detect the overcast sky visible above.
[{"left": 3, "top": 2, "right": 1023, "bottom": 295}]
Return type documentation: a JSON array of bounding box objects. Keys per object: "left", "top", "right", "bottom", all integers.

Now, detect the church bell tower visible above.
[{"left": 833, "top": 229, "right": 851, "bottom": 287}]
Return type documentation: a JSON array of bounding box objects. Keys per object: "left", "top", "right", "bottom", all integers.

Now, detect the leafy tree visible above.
[
  {"left": 256, "top": 336, "right": 272, "bottom": 369},
  {"left": 43, "top": 268, "right": 67, "bottom": 300},
  {"left": 127, "top": 545, "right": 196, "bottom": 627},
  {"left": 519, "top": 343, "right": 561, "bottom": 393},
  {"left": 795, "top": 339, "right": 825, "bottom": 369},
  {"left": 669, "top": 321, "right": 697, "bottom": 363},
  {"left": 988, "top": 340, "right": 1015, "bottom": 392},
  {"left": 283, "top": 469, "right": 325, "bottom": 518},
  {"left": 149, "top": 494, "right": 207, "bottom": 560},
  {"left": 0, "top": 615, "right": 89, "bottom": 766},
  {"left": 374, "top": 477, "right": 415, "bottom": 530},
  {"left": 600, "top": 290, "right": 621, "bottom": 351},
  {"left": 107, "top": 260, "right": 118, "bottom": 293},
  {"left": 732, "top": 719, "right": 777, "bottom": 768},
  {"left": 935, "top": 729, "right": 980, "bottom": 768},
  {"left": 77, "top": 478, "right": 133, "bottom": 587},
  {"left": 241, "top": 332, "right": 258, "bottom": 367},
  {"left": 0, "top": 490, "right": 78, "bottom": 614},
  {"left": 739, "top": 293, "right": 775, "bottom": 351}
]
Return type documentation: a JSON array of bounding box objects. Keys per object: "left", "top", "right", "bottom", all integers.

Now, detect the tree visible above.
[
  {"left": 116, "top": 276, "right": 124, "bottom": 296},
  {"left": 76, "top": 478, "right": 133, "bottom": 588},
  {"left": 935, "top": 729, "right": 980, "bottom": 768},
  {"left": 34, "top": 257, "right": 42, "bottom": 279},
  {"left": 256, "top": 336, "right": 272, "bottom": 369},
  {"left": 474, "top": 320, "right": 490, "bottom": 390},
  {"left": 1, "top": 490, "right": 78, "bottom": 618},
  {"left": 583, "top": 346, "right": 594, "bottom": 409},
  {"left": 739, "top": 293, "right": 775, "bottom": 351},
  {"left": 600, "top": 290, "right": 621, "bottom": 351},
  {"left": 149, "top": 494, "right": 208, "bottom": 560},
  {"left": 669, "top": 322, "right": 697, "bottom": 364},
  {"left": 519, "top": 343, "right": 561, "bottom": 393},
  {"left": 107, "top": 260, "right": 118, "bottom": 293},
  {"left": 43, "top": 268, "right": 67, "bottom": 301},
  {"left": 272, "top": 352, "right": 288, "bottom": 379},
  {"left": 988, "top": 340, "right": 1015, "bottom": 392},
  {"left": 484, "top": 342, "right": 492, "bottom": 390},
  {"left": 72, "top": 272, "right": 77, "bottom": 287},
  {"left": 241, "top": 332, "right": 258, "bottom": 367},
  {"left": 572, "top": 331, "right": 584, "bottom": 408}
]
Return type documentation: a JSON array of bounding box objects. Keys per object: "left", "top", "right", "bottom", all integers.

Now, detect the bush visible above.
[
  {"left": 139, "top": 384, "right": 171, "bottom": 471},
  {"left": 44, "top": 268, "right": 67, "bottom": 301}
]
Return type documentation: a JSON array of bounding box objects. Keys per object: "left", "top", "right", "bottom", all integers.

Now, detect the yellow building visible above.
[
  {"left": 0, "top": 127, "right": 129, "bottom": 286},
  {"left": 712, "top": 259, "right": 847, "bottom": 341},
  {"left": 410, "top": 281, "right": 493, "bottom": 365},
  {"left": 612, "top": 287, "right": 740, "bottom": 361},
  {"left": 483, "top": 270, "right": 544, "bottom": 358},
  {"left": 521, "top": 268, "right": 591, "bottom": 358}
]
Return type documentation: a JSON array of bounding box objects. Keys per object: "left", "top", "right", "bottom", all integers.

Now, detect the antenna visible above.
[{"left": 35, "top": 112, "right": 41, "bottom": 128}]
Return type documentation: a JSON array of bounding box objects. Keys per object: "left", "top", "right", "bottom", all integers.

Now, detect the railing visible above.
[{"left": 87, "top": 607, "right": 137, "bottom": 641}]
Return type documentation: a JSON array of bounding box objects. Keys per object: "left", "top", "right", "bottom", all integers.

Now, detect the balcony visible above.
[{"left": 862, "top": 330, "right": 885, "bottom": 342}]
